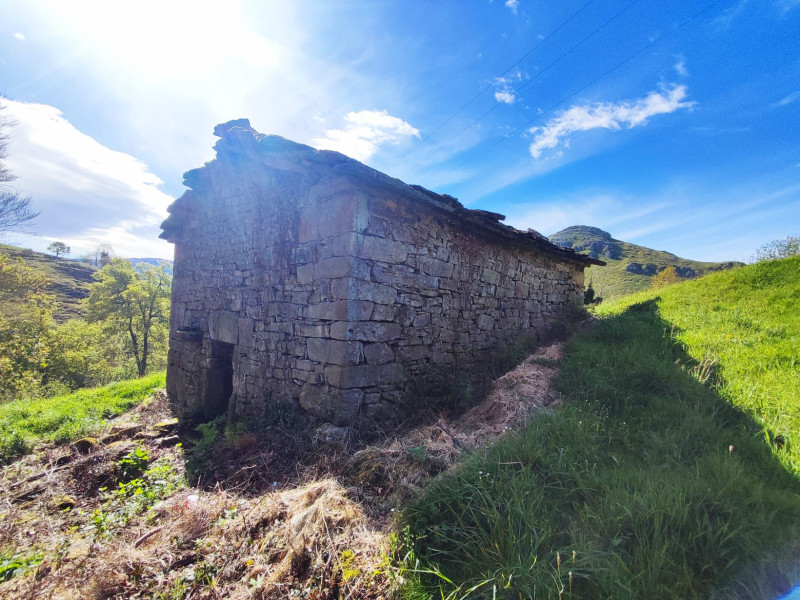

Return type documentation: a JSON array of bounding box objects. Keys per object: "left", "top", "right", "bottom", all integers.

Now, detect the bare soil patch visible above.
[{"left": 0, "top": 343, "right": 562, "bottom": 599}]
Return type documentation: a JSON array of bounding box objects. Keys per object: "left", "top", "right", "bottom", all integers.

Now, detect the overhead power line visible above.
[
  {"left": 389, "top": 0, "right": 598, "bottom": 169},
  {"left": 394, "top": 0, "right": 644, "bottom": 175},
  {"left": 457, "top": 0, "right": 726, "bottom": 170}
]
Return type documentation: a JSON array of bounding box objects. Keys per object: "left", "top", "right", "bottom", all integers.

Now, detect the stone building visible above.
[{"left": 160, "top": 119, "right": 603, "bottom": 426}]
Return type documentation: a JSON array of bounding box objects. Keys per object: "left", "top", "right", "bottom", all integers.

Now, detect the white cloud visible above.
[
  {"left": 494, "top": 90, "right": 516, "bottom": 104},
  {"left": 505, "top": 0, "right": 520, "bottom": 14},
  {"left": 775, "top": 91, "right": 800, "bottom": 107},
  {"left": 13, "top": 32, "right": 25, "bottom": 40},
  {"left": 0, "top": 99, "right": 173, "bottom": 258},
  {"left": 529, "top": 85, "right": 694, "bottom": 159},
  {"left": 674, "top": 57, "right": 688, "bottom": 77},
  {"left": 311, "top": 110, "right": 420, "bottom": 162}
]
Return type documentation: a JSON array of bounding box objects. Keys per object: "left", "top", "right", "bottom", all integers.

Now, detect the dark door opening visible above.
[{"left": 202, "top": 340, "right": 234, "bottom": 419}]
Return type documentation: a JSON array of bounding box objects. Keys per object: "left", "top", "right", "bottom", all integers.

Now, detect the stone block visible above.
[
  {"left": 324, "top": 362, "right": 405, "bottom": 388},
  {"left": 307, "top": 338, "right": 363, "bottom": 366},
  {"left": 300, "top": 384, "right": 363, "bottom": 425},
  {"left": 315, "top": 256, "right": 365, "bottom": 280},
  {"left": 296, "top": 263, "right": 315, "bottom": 284},
  {"left": 419, "top": 256, "right": 455, "bottom": 278},
  {"left": 477, "top": 314, "right": 495, "bottom": 331},
  {"left": 330, "top": 278, "right": 397, "bottom": 305},
  {"left": 364, "top": 342, "right": 395, "bottom": 365},
  {"left": 307, "top": 300, "right": 373, "bottom": 321},
  {"left": 330, "top": 321, "right": 401, "bottom": 342},
  {"left": 396, "top": 344, "right": 430, "bottom": 361},
  {"left": 209, "top": 309, "right": 239, "bottom": 344},
  {"left": 357, "top": 235, "right": 408, "bottom": 263}
]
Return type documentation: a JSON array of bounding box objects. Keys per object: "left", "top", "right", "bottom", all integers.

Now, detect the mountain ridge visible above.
[{"left": 548, "top": 226, "right": 743, "bottom": 298}]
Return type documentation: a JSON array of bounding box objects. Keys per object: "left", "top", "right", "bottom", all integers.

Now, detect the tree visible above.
[
  {"left": 0, "top": 102, "right": 37, "bottom": 237},
  {"left": 650, "top": 266, "right": 682, "bottom": 289},
  {"left": 0, "top": 253, "right": 55, "bottom": 401},
  {"left": 753, "top": 235, "right": 799, "bottom": 262},
  {"left": 47, "top": 241, "right": 70, "bottom": 258},
  {"left": 86, "top": 258, "right": 171, "bottom": 377},
  {"left": 91, "top": 243, "right": 115, "bottom": 267}
]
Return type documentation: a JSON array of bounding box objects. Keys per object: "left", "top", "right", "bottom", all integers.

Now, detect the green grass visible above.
[
  {"left": 399, "top": 257, "right": 800, "bottom": 599},
  {"left": 595, "top": 255, "right": 800, "bottom": 474},
  {"left": 0, "top": 371, "right": 165, "bottom": 463},
  {"left": 584, "top": 239, "right": 738, "bottom": 299}
]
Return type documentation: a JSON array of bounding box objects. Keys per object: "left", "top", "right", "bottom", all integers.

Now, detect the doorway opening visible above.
[{"left": 202, "top": 340, "right": 234, "bottom": 419}]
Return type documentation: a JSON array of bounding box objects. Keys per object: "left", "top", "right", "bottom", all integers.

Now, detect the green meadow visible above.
[{"left": 400, "top": 256, "right": 800, "bottom": 599}]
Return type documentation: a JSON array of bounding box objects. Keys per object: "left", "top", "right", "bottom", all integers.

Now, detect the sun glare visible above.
[{"left": 44, "top": 0, "right": 290, "bottom": 78}]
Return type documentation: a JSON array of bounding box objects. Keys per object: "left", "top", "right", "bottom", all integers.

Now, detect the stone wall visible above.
[{"left": 162, "top": 120, "right": 598, "bottom": 426}]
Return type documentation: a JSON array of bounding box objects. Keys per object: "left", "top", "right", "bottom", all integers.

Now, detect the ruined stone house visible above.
[{"left": 160, "top": 119, "right": 603, "bottom": 426}]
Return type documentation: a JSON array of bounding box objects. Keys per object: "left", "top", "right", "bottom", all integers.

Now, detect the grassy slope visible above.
[
  {"left": 401, "top": 257, "right": 800, "bottom": 599},
  {"left": 0, "top": 243, "right": 96, "bottom": 322},
  {"left": 0, "top": 372, "right": 165, "bottom": 463},
  {"left": 549, "top": 226, "right": 740, "bottom": 299},
  {"left": 585, "top": 239, "right": 733, "bottom": 299}
]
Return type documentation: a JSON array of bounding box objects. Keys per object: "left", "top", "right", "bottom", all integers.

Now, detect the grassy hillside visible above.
[
  {"left": 0, "top": 243, "right": 96, "bottom": 322},
  {"left": 400, "top": 256, "right": 800, "bottom": 599},
  {"left": 549, "top": 226, "right": 742, "bottom": 299},
  {"left": 0, "top": 372, "right": 165, "bottom": 463}
]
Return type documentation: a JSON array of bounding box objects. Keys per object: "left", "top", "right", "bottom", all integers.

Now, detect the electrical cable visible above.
[{"left": 389, "top": 0, "right": 598, "bottom": 169}]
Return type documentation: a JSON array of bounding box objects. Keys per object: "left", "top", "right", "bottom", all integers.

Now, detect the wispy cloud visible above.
[
  {"left": 1, "top": 99, "right": 173, "bottom": 258},
  {"left": 777, "top": 0, "right": 800, "bottom": 14},
  {"left": 774, "top": 90, "right": 800, "bottom": 107},
  {"left": 311, "top": 110, "right": 420, "bottom": 162},
  {"left": 505, "top": 0, "right": 520, "bottom": 14},
  {"left": 529, "top": 85, "right": 694, "bottom": 159},
  {"left": 13, "top": 32, "right": 25, "bottom": 40},
  {"left": 674, "top": 56, "right": 688, "bottom": 77}
]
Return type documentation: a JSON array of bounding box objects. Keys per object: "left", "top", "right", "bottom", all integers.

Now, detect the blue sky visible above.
[{"left": 0, "top": 0, "right": 798, "bottom": 261}]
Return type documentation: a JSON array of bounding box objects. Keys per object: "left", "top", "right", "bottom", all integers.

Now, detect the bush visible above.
[{"left": 753, "top": 234, "right": 799, "bottom": 262}]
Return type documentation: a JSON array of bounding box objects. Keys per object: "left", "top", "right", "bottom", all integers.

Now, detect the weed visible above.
[
  {"left": 0, "top": 550, "right": 44, "bottom": 583},
  {"left": 91, "top": 457, "right": 182, "bottom": 536},
  {"left": 118, "top": 446, "right": 150, "bottom": 480}
]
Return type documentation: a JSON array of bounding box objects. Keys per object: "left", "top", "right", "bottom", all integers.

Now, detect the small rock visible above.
[
  {"left": 103, "top": 424, "right": 143, "bottom": 442},
  {"left": 49, "top": 495, "right": 76, "bottom": 511},
  {"left": 153, "top": 418, "right": 179, "bottom": 434},
  {"left": 71, "top": 438, "right": 98, "bottom": 455},
  {"left": 314, "top": 423, "right": 354, "bottom": 446},
  {"left": 157, "top": 435, "right": 181, "bottom": 448}
]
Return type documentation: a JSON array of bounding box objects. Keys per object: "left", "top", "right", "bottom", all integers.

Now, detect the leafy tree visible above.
[
  {"left": 754, "top": 235, "right": 799, "bottom": 262},
  {"left": 86, "top": 259, "right": 171, "bottom": 377},
  {"left": 47, "top": 241, "right": 70, "bottom": 258},
  {"left": 92, "top": 243, "right": 115, "bottom": 267},
  {"left": 0, "top": 103, "right": 37, "bottom": 237},
  {"left": 0, "top": 253, "right": 55, "bottom": 401},
  {"left": 650, "top": 265, "right": 682, "bottom": 289}
]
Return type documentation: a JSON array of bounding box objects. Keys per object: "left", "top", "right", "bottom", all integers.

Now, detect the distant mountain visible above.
[
  {"left": 0, "top": 244, "right": 97, "bottom": 322},
  {"left": 548, "top": 226, "right": 743, "bottom": 299}
]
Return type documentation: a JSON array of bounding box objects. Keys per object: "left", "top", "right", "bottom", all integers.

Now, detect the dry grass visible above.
[{"left": 0, "top": 342, "right": 564, "bottom": 599}]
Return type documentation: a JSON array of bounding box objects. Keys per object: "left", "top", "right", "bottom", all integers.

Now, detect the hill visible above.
[
  {"left": 549, "top": 225, "right": 743, "bottom": 298},
  {"left": 0, "top": 246, "right": 173, "bottom": 322},
  {"left": 0, "top": 243, "right": 96, "bottom": 322},
  {"left": 402, "top": 256, "right": 800, "bottom": 598}
]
